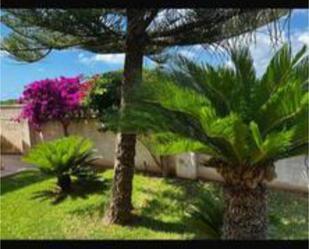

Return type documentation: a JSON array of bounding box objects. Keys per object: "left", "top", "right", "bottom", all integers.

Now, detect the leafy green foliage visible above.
[
  {"left": 84, "top": 70, "right": 176, "bottom": 164},
  {"left": 185, "top": 192, "right": 224, "bottom": 239},
  {"left": 23, "top": 136, "right": 99, "bottom": 188},
  {"left": 0, "top": 99, "right": 17, "bottom": 105},
  {"left": 183, "top": 189, "right": 306, "bottom": 239},
  {"left": 84, "top": 69, "right": 163, "bottom": 120},
  {"left": 1, "top": 10, "right": 288, "bottom": 62},
  {"left": 106, "top": 44, "right": 308, "bottom": 168},
  {"left": 2, "top": 170, "right": 306, "bottom": 239},
  {"left": 84, "top": 71, "right": 122, "bottom": 120}
]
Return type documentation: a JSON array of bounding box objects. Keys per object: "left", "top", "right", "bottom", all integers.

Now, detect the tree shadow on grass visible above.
[
  {"left": 130, "top": 200, "right": 208, "bottom": 237},
  {"left": 268, "top": 218, "right": 309, "bottom": 239},
  {"left": 135, "top": 177, "right": 223, "bottom": 238},
  {"left": 68, "top": 201, "right": 108, "bottom": 217},
  {"left": 129, "top": 214, "right": 188, "bottom": 234},
  {"left": 163, "top": 177, "right": 222, "bottom": 199},
  {"left": 1, "top": 171, "right": 51, "bottom": 195},
  {"left": 31, "top": 178, "right": 112, "bottom": 205},
  {"left": 131, "top": 188, "right": 198, "bottom": 236},
  {"left": 268, "top": 191, "right": 309, "bottom": 239}
]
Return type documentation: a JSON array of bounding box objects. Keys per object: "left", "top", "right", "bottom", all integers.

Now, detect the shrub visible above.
[
  {"left": 84, "top": 69, "right": 161, "bottom": 122},
  {"left": 23, "top": 136, "right": 98, "bottom": 191},
  {"left": 185, "top": 192, "right": 224, "bottom": 239},
  {"left": 84, "top": 70, "right": 173, "bottom": 176},
  {"left": 106, "top": 45, "right": 308, "bottom": 238},
  {"left": 84, "top": 71, "right": 122, "bottom": 121},
  {"left": 18, "top": 76, "right": 91, "bottom": 135},
  {"left": 185, "top": 192, "right": 283, "bottom": 239}
]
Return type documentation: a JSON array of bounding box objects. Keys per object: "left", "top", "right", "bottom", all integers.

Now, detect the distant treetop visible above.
[{"left": 0, "top": 99, "right": 18, "bottom": 105}]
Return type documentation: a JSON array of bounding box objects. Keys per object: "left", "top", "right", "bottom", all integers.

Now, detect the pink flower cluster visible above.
[{"left": 18, "top": 76, "right": 90, "bottom": 130}]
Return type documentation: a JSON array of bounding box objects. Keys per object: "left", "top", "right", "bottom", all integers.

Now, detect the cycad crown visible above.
[
  {"left": 23, "top": 135, "right": 96, "bottom": 175},
  {"left": 107, "top": 44, "right": 308, "bottom": 179}
]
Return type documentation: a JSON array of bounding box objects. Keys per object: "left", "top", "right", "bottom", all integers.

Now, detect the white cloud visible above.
[
  {"left": 225, "top": 60, "right": 235, "bottom": 69},
  {"left": 178, "top": 49, "right": 196, "bottom": 59},
  {"left": 211, "top": 26, "right": 308, "bottom": 76},
  {"left": 163, "top": 25, "right": 307, "bottom": 76},
  {"left": 94, "top": 54, "right": 125, "bottom": 64},
  {"left": 77, "top": 53, "right": 89, "bottom": 64},
  {"left": 150, "top": 9, "right": 191, "bottom": 31},
  {"left": 177, "top": 45, "right": 204, "bottom": 59},
  {"left": 241, "top": 28, "right": 308, "bottom": 76},
  {"left": 77, "top": 20, "right": 308, "bottom": 75},
  {"left": 293, "top": 9, "right": 309, "bottom": 16},
  {"left": 248, "top": 32, "right": 278, "bottom": 75},
  {"left": 0, "top": 51, "right": 9, "bottom": 58},
  {"left": 78, "top": 52, "right": 125, "bottom": 66},
  {"left": 298, "top": 32, "right": 309, "bottom": 46}
]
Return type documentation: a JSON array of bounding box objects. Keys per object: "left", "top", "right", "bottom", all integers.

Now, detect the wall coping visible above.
[
  {"left": 0, "top": 104, "right": 24, "bottom": 109},
  {"left": 0, "top": 105, "right": 99, "bottom": 119}
]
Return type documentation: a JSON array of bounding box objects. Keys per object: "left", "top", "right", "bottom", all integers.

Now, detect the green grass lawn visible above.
[{"left": 1, "top": 169, "right": 308, "bottom": 239}]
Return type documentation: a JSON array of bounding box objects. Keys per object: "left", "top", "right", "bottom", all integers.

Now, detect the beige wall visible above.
[
  {"left": 0, "top": 105, "right": 161, "bottom": 173},
  {"left": 1, "top": 105, "right": 308, "bottom": 193},
  {"left": 30, "top": 118, "right": 162, "bottom": 173},
  {"left": 0, "top": 105, "right": 31, "bottom": 154}
]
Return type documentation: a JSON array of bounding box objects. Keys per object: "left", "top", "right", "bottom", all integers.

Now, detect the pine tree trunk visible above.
[
  {"left": 105, "top": 133, "right": 137, "bottom": 224},
  {"left": 222, "top": 183, "right": 268, "bottom": 240},
  {"left": 104, "top": 10, "right": 145, "bottom": 225}
]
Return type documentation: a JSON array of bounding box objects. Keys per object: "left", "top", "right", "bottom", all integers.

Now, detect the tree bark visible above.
[
  {"left": 61, "top": 120, "right": 70, "bottom": 137},
  {"left": 222, "top": 183, "right": 268, "bottom": 240},
  {"left": 104, "top": 10, "right": 145, "bottom": 225}
]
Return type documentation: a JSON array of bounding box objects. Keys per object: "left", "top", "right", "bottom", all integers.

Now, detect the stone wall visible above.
[
  {"left": 0, "top": 105, "right": 31, "bottom": 154},
  {"left": 31, "top": 119, "right": 162, "bottom": 173},
  {"left": 0, "top": 105, "right": 161, "bottom": 173},
  {"left": 1, "top": 105, "right": 308, "bottom": 193}
]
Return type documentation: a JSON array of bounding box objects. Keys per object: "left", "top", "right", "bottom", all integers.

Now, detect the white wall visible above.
[{"left": 1, "top": 105, "right": 308, "bottom": 192}]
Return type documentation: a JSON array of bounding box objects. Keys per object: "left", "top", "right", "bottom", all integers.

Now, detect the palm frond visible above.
[
  {"left": 23, "top": 136, "right": 97, "bottom": 177},
  {"left": 250, "top": 129, "right": 295, "bottom": 165},
  {"left": 144, "top": 132, "right": 220, "bottom": 156},
  {"left": 106, "top": 44, "right": 308, "bottom": 169}
]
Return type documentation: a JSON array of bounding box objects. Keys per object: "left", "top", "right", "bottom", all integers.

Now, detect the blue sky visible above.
[{"left": 0, "top": 9, "right": 308, "bottom": 100}]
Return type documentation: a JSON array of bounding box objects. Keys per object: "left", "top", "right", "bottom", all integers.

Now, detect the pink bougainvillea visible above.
[{"left": 18, "top": 76, "right": 91, "bottom": 133}]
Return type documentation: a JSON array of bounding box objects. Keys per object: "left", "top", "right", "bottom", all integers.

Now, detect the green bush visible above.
[
  {"left": 23, "top": 136, "right": 99, "bottom": 191},
  {"left": 84, "top": 71, "right": 122, "bottom": 120},
  {"left": 185, "top": 192, "right": 285, "bottom": 239},
  {"left": 185, "top": 192, "right": 224, "bottom": 239},
  {"left": 84, "top": 69, "right": 163, "bottom": 123}
]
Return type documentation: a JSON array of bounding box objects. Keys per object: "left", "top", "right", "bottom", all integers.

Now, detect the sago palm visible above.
[
  {"left": 105, "top": 44, "right": 308, "bottom": 239},
  {"left": 185, "top": 192, "right": 224, "bottom": 239},
  {"left": 23, "top": 136, "right": 98, "bottom": 191}
]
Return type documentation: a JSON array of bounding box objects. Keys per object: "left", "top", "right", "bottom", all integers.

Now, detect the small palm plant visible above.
[
  {"left": 185, "top": 192, "right": 224, "bottom": 239},
  {"left": 23, "top": 136, "right": 98, "bottom": 192},
  {"left": 106, "top": 44, "right": 308, "bottom": 239}
]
